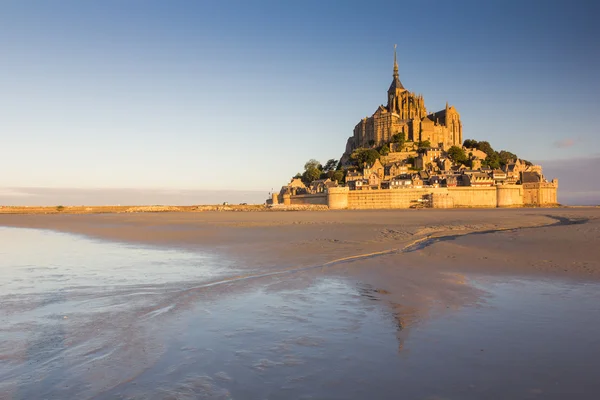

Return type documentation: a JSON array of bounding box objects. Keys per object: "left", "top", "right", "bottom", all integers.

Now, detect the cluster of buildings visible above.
[
  {"left": 344, "top": 154, "right": 549, "bottom": 191},
  {"left": 280, "top": 156, "right": 549, "bottom": 197}
]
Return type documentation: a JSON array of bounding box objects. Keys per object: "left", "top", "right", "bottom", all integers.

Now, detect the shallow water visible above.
[{"left": 1, "top": 228, "right": 600, "bottom": 399}]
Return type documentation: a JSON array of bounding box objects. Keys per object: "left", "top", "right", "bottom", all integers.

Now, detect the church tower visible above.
[{"left": 387, "top": 45, "right": 406, "bottom": 114}]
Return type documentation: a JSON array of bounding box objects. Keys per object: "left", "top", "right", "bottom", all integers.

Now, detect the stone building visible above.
[{"left": 346, "top": 46, "right": 463, "bottom": 153}]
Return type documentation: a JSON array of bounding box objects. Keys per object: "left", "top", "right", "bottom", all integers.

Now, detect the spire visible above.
[
  {"left": 388, "top": 44, "right": 405, "bottom": 94},
  {"left": 393, "top": 44, "right": 399, "bottom": 79}
]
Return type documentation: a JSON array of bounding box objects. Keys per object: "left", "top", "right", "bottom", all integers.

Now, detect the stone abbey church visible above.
[{"left": 346, "top": 48, "right": 463, "bottom": 153}]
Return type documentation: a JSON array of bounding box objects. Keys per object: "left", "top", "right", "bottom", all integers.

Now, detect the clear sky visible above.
[{"left": 1, "top": 0, "right": 599, "bottom": 202}]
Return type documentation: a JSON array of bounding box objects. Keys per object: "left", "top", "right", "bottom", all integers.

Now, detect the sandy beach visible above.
[
  {"left": 2, "top": 207, "right": 599, "bottom": 319},
  {"left": 2, "top": 208, "right": 600, "bottom": 398}
]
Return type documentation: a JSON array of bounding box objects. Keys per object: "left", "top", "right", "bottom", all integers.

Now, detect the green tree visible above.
[
  {"left": 302, "top": 166, "right": 321, "bottom": 183},
  {"left": 483, "top": 152, "right": 501, "bottom": 169},
  {"left": 463, "top": 139, "right": 478, "bottom": 148},
  {"left": 302, "top": 159, "right": 323, "bottom": 184},
  {"left": 368, "top": 139, "right": 375, "bottom": 146},
  {"left": 447, "top": 146, "right": 467, "bottom": 164},
  {"left": 475, "top": 141, "right": 495, "bottom": 158},
  {"left": 379, "top": 144, "right": 390, "bottom": 156},
  {"left": 332, "top": 170, "right": 345, "bottom": 183},
  {"left": 392, "top": 132, "right": 406, "bottom": 147},
  {"left": 498, "top": 150, "right": 517, "bottom": 166},
  {"left": 323, "top": 158, "right": 338, "bottom": 172},
  {"left": 304, "top": 159, "right": 322, "bottom": 171},
  {"left": 350, "top": 148, "right": 380, "bottom": 166},
  {"left": 417, "top": 140, "right": 431, "bottom": 149}
]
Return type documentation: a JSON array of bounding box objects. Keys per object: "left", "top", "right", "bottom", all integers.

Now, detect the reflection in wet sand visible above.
[{"left": 1, "top": 227, "right": 600, "bottom": 399}]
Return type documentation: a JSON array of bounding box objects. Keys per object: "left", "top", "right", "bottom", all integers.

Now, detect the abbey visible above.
[
  {"left": 347, "top": 48, "right": 462, "bottom": 152},
  {"left": 270, "top": 47, "right": 558, "bottom": 209}
]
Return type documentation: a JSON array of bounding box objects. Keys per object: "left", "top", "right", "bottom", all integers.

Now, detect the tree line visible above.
[
  {"left": 295, "top": 158, "right": 344, "bottom": 184},
  {"left": 447, "top": 139, "right": 531, "bottom": 169}
]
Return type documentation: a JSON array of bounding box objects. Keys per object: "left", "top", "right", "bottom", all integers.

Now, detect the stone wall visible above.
[
  {"left": 327, "top": 187, "right": 349, "bottom": 209},
  {"left": 286, "top": 184, "right": 557, "bottom": 210},
  {"left": 496, "top": 185, "right": 524, "bottom": 207},
  {"left": 289, "top": 193, "right": 328, "bottom": 206},
  {"left": 523, "top": 182, "right": 558, "bottom": 206},
  {"left": 347, "top": 188, "right": 430, "bottom": 209},
  {"left": 345, "top": 187, "right": 498, "bottom": 209},
  {"left": 446, "top": 187, "right": 497, "bottom": 207},
  {"left": 431, "top": 193, "right": 454, "bottom": 208}
]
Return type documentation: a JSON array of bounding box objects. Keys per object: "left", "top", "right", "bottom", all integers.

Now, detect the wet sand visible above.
[
  {"left": 1, "top": 208, "right": 599, "bottom": 322},
  {"left": 2, "top": 208, "right": 600, "bottom": 398}
]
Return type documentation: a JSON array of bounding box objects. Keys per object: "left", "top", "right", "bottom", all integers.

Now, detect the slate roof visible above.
[
  {"left": 428, "top": 109, "right": 447, "bottom": 125},
  {"left": 388, "top": 76, "right": 405, "bottom": 92},
  {"left": 521, "top": 171, "right": 542, "bottom": 183}
]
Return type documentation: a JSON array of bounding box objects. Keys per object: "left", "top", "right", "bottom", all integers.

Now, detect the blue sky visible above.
[{"left": 1, "top": 0, "right": 598, "bottom": 199}]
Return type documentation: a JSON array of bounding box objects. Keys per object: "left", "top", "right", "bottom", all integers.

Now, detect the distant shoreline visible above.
[
  {"left": 0, "top": 204, "right": 268, "bottom": 214},
  {"left": 0, "top": 204, "right": 597, "bottom": 215}
]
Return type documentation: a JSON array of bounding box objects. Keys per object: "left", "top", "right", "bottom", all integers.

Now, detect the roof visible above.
[
  {"left": 469, "top": 172, "right": 493, "bottom": 179},
  {"left": 388, "top": 76, "right": 405, "bottom": 93},
  {"left": 428, "top": 109, "right": 447, "bottom": 125},
  {"left": 394, "top": 174, "right": 412, "bottom": 180},
  {"left": 522, "top": 171, "right": 541, "bottom": 183},
  {"left": 421, "top": 115, "right": 435, "bottom": 124},
  {"left": 391, "top": 175, "right": 412, "bottom": 181},
  {"left": 311, "top": 178, "right": 331, "bottom": 184}
]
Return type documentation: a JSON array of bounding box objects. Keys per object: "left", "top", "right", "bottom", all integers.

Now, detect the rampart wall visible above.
[
  {"left": 288, "top": 193, "right": 328, "bottom": 206},
  {"left": 447, "top": 187, "right": 497, "bottom": 207},
  {"left": 289, "top": 183, "right": 557, "bottom": 210},
  {"left": 523, "top": 182, "right": 558, "bottom": 206}
]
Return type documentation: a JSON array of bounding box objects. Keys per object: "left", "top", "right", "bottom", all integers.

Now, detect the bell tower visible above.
[{"left": 387, "top": 44, "right": 406, "bottom": 114}]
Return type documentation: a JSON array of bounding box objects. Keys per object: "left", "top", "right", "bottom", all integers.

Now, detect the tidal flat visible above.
[{"left": 1, "top": 208, "right": 599, "bottom": 399}]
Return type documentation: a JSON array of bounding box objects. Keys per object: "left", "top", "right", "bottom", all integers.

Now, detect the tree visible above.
[
  {"left": 379, "top": 144, "right": 390, "bottom": 156},
  {"left": 368, "top": 139, "right": 375, "bottom": 146},
  {"left": 323, "top": 158, "right": 338, "bottom": 173},
  {"left": 392, "top": 132, "right": 406, "bottom": 147},
  {"left": 475, "top": 141, "right": 494, "bottom": 158},
  {"left": 302, "top": 166, "right": 321, "bottom": 183},
  {"left": 463, "top": 139, "right": 478, "bottom": 148},
  {"left": 332, "top": 170, "right": 344, "bottom": 183},
  {"left": 417, "top": 140, "right": 431, "bottom": 149},
  {"left": 350, "top": 148, "right": 380, "bottom": 166},
  {"left": 498, "top": 150, "right": 517, "bottom": 166},
  {"left": 304, "top": 159, "right": 322, "bottom": 171},
  {"left": 483, "top": 152, "right": 501, "bottom": 169},
  {"left": 302, "top": 159, "right": 323, "bottom": 184},
  {"left": 447, "top": 145, "right": 467, "bottom": 164},
  {"left": 293, "top": 173, "right": 302, "bottom": 179}
]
